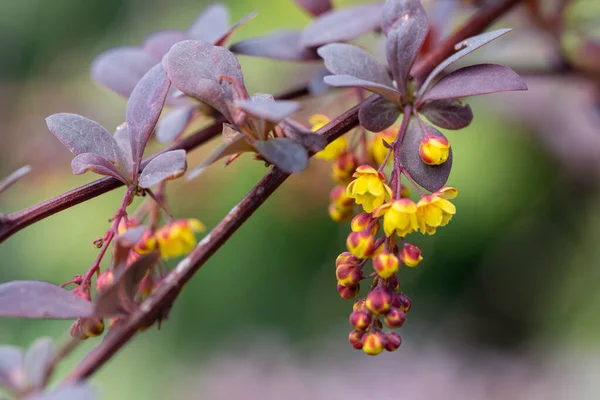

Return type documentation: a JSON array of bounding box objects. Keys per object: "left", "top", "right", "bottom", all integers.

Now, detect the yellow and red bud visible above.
[
  {"left": 346, "top": 230, "right": 375, "bottom": 259},
  {"left": 337, "top": 283, "right": 360, "bottom": 300},
  {"left": 331, "top": 152, "right": 357, "bottom": 184},
  {"left": 385, "top": 332, "right": 402, "bottom": 352},
  {"left": 96, "top": 269, "right": 114, "bottom": 293},
  {"left": 336, "top": 263, "right": 362, "bottom": 287},
  {"left": 362, "top": 331, "right": 386, "bottom": 356},
  {"left": 328, "top": 204, "right": 353, "bottom": 222},
  {"left": 352, "top": 298, "right": 366, "bottom": 312},
  {"left": 384, "top": 307, "right": 406, "bottom": 328},
  {"left": 330, "top": 185, "right": 353, "bottom": 209},
  {"left": 397, "top": 292, "right": 412, "bottom": 313},
  {"left": 336, "top": 252, "right": 360, "bottom": 267},
  {"left": 134, "top": 230, "right": 157, "bottom": 254},
  {"left": 349, "top": 329, "right": 365, "bottom": 350},
  {"left": 373, "top": 252, "right": 400, "bottom": 279},
  {"left": 400, "top": 243, "right": 423, "bottom": 267},
  {"left": 366, "top": 288, "right": 393, "bottom": 315},
  {"left": 117, "top": 217, "right": 141, "bottom": 235},
  {"left": 388, "top": 275, "right": 400, "bottom": 292},
  {"left": 349, "top": 310, "right": 372, "bottom": 331},
  {"left": 82, "top": 318, "right": 105, "bottom": 337},
  {"left": 351, "top": 213, "right": 379, "bottom": 235},
  {"left": 419, "top": 135, "right": 450, "bottom": 165}
]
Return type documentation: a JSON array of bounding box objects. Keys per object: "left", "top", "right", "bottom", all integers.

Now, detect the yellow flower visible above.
[
  {"left": 346, "top": 165, "right": 392, "bottom": 213},
  {"left": 416, "top": 186, "right": 457, "bottom": 235},
  {"left": 419, "top": 135, "right": 450, "bottom": 165},
  {"left": 331, "top": 152, "right": 357, "bottom": 184},
  {"left": 311, "top": 114, "right": 348, "bottom": 160},
  {"left": 369, "top": 126, "right": 397, "bottom": 166},
  {"left": 373, "top": 198, "right": 419, "bottom": 237},
  {"left": 155, "top": 218, "right": 206, "bottom": 259}
]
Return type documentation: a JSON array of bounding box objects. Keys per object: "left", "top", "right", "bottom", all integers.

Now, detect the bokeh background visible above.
[{"left": 1, "top": 0, "right": 600, "bottom": 399}]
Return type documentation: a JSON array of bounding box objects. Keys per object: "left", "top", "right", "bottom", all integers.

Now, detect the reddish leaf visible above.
[
  {"left": 419, "top": 64, "right": 527, "bottom": 103},
  {"left": 317, "top": 43, "right": 392, "bottom": 86},
  {"left": 359, "top": 97, "right": 401, "bottom": 132},
  {"left": 293, "top": 0, "right": 332, "bottom": 16},
  {"left": 401, "top": 119, "right": 452, "bottom": 192},
  {"left": 281, "top": 120, "right": 327, "bottom": 152},
  {"left": 384, "top": 0, "right": 428, "bottom": 98},
  {"left": 0, "top": 346, "right": 24, "bottom": 392},
  {"left": 308, "top": 66, "right": 330, "bottom": 95},
  {"left": 163, "top": 40, "right": 246, "bottom": 122},
  {"left": 126, "top": 63, "right": 171, "bottom": 172},
  {"left": 323, "top": 75, "right": 401, "bottom": 104},
  {"left": 24, "top": 338, "right": 55, "bottom": 390},
  {"left": 0, "top": 165, "right": 31, "bottom": 195},
  {"left": 253, "top": 138, "right": 308, "bottom": 173},
  {"left": 71, "top": 153, "right": 129, "bottom": 184},
  {"left": 143, "top": 30, "right": 189, "bottom": 60},
  {"left": 0, "top": 281, "right": 92, "bottom": 319},
  {"left": 417, "top": 28, "right": 512, "bottom": 94},
  {"left": 156, "top": 106, "right": 195, "bottom": 144},
  {"left": 45, "top": 114, "right": 124, "bottom": 165},
  {"left": 301, "top": 4, "right": 383, "bottom": 48},
  {"left": 230, "top": 31, "right": 320, "bottom": 61},
  {"left": 187, "top": 4, "right": 230, "bottom": 43},
  {"left": 91, "top": 47, "right": 157, "bottom": 98},
  {"left": 213, "top": 12, "right": 258, "bottom": 47},
  {"left": 236, "top": 98, "right": 301, "bottom": 123},
  {"left": 381, "top": 0, "right": 426, "bottom": 34},
  {"left": 113, "top": 123, "right": 133, "bottom": 172},
  {"left": 139, "top": 150, "right": 187, "bottom": 188},
  {"left": 420, "top": 99, "right": 473, "bottom": 130}
]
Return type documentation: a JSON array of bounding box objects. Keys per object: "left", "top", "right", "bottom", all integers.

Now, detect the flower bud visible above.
[
  {"left": 346, "top": 231, "right": 375, "bottom": 259},
  {"left": 419, "top": 135, "right": 450, "bottom": 165},
  {"left": 330, "top": 185, "right": 353, "bottom": 208},
  {"left": 349, "top": 310, "right": 372, "bottom": 331},
  {"left": 385, "top": 332, "right": 402, "bottom": 352},
  {"left": 384, "top": 307, "right": 406, "bottom": 328},
  {"left": 373, "top": 252, "right": 400, "bottom": 279},
  {"left": 353, "top": 298, "right": 366, "bottom": 312},
  {"left": 328, "top": 204, "right": 353, "bottom": 222},
  {"left": 400, "top": 243, "right": 423, "bottom": 267},
  {"left": 96, "top": 269, "right": 114, "bottom": 293},
  {"left": 331, "top": 152, "right": 358, "bottom": 184},
  {"left": 337, "top": 283, "right": 360, "bottom": 300},
  {"left": 351, "top": 213, "right": 379, "bottom": 235},
  {"left": 336, "top": 252, "right": 359, "bottom": 267},
  {"left": 348, "top": 330, "right": 364, "bottom": 350},
  {"left": 336, "top": 263, "right": 362, "bottom": 287},
  {"left": 82, "top": 317, "right": 105, "bottom": 337},
  {"left": 388, "top": 275, "right": 400, "bottom": 292},
  {"left": 138, "top": 273, "right": 154, "bottom": 299},
  {"left": 398, "top": 292, "right": 412, "bottom": 313},
  {"left": 71, "top": 285, "right": 90, "bottom": 302},
  {"left": 366, "top": 288, "right": 392, "bottom": 315},
  {"left": 134, "top": 230, "right": 157, "bottom": 254},
  {"left": 362, "top": 331, "right": 386, "bottom": 356}
]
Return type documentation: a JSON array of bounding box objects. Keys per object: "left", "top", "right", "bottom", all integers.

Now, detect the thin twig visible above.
[{"left": 0, "top": 165, "right": 32, "bottom": 195}]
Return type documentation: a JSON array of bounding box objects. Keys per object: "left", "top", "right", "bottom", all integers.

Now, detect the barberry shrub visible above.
[{"left": 0, "top": 0, "right": 543, "bottom": 397}]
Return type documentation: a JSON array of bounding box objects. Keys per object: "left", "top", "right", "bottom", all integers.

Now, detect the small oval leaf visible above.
[
  {"left": 401, "top": 119, "right": 452, "bottom": 192},
  {"left": 138, "top": 150, "right": 187, "bottom": 188},
  {"left": 0, "top": 281, "right": 93, "bottom": 319},
  {"left": 419, "top": 99, "right": 473, "bottom": 130},
  {"left": 24, "top": 337, "right": 55, "bottom": 390},
  {"left": 235, "top": 99, "right": 301, "bottom": 124},
  {"left": 231, "top": 31, "right": 320, "bottom": 61},
  {"left": 187, "top": 4, "right": 230, "bottom": 44},
  {"left": 156, "top": 107, "right": 195, "bottom": 144},
  {"left": 359, "top": 97, "right": 401, "bottom": 132},
  {"left": 187, "top": 131, "right": 253, "bottom": 180},
  {"left": 143, "top": 30, "right": 189, "bottom": 60},
  {"left": 323, "top": 75, "right": 401, "bottom": 104},
  {"left": 253, "top": 138, "right": 308, "bottom": 174},
  {"left": 71, "top": 153, "right": 129, "bottom": 184},
  {"left": 317, "top": 43, "right": 392, "bottom": 86}
]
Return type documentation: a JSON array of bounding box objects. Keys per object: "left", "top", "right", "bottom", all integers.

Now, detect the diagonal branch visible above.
[{"left": 64, "top": 0, "right": 524, "bottom": 383}]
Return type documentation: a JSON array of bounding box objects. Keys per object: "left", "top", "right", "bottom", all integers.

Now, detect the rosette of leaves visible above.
[
  {"left": 317, "top": 0, "right": 527, "bottom": 191},
  {"left": 162, "top": 40, "right": 326, "bottom": 177},
  {"left": 46, "top": 64, "right": 187, "bottom": 190}
]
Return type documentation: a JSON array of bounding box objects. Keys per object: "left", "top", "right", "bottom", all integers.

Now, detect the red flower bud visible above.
[
  {"left": 366, "top": 288, "right": 392, "bottom": 315},
  {"left": 337, "top": 283, "right": 360, "bottom": 300},
  {"left": 346, "top": 230, "right": 375, "bottom": 259},
  {"left": 400, "top": 243, "right": 423, "bottom": 267},
  {"left": 373, "top": 251, "right": 400, "bottom": 279},
  {"left": 384, "top": 307, "right": 406, "bottom": 328},
  {"left": 96, "top": 269, "right": 114, "bottom": 293},
  {"left": 385, "top": 332, "right": 402, "bottom": 352},
  {"left": 349, "top": 310, "right": 372, "bottom": 331},
  {"left": 336, "top": 263, "right": 362, "bottom": 287},
  {"left": 398, "top": 292, "right": 412, "bottom": 313},
  {"left": 349, "top": 330, "right": 364, "bottom": 350},
  {"left": 351, "top": 213, "right": 379, "bottom": 235},
  {"left": 362, "top": 331, "right": 386, "bottom": 356}
]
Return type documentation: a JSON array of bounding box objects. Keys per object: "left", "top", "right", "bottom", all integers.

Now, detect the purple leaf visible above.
[
  {"left": 230, "top": 31, "right": 320, "bottom": 61},
  {"left": 384, "top": 0, "right": 428, "bottom": 98},
  {"left": 281, "top": 120, "right": 327, "bottom": 152},
  {"left": 139, "top": 150, "right": 187, "bottom": 188},
  {"left": 293, "top": 0, "right": 332, "bottom": 16},
  {"left": 323, "top": 75, "right": 401, "bottom": 104},
  {"left": 24, "top": 338, "right": 55, "bottom": 390},
  {"left": 45, "top": 114, "right": 123, "bottom": 165},
  {"left": 301, "top": 4, "right": 383, "bottom": 48},
  {"left": 91, "top": 47, "right": 157, "bottom": 98},
  {"left": 156, "top": 107, "right": 195, "bottom": 143},
  {"left": 381, "top": 0, "right": 426, "bottom": 34},
  {"left": 0, "top": 165, "right": 31, "bottom": 195},
  {"left": 417, "top": 28, "right": 512, "bottom": 94},
  {"left": 0, "top": 281, "right": 92, "bottom": 319},
  {"left": 419, "top": 64, "right": 527, "bottom": 103},
  {"left": 187, "top": 4, "right": 230, "bottom": 44},
  {"left": 317, "top": 43, "right": 392, "bottom": 86},
  {"left": 420, "top": 99, "right": 473, "bottom": 130},
  {"left": 163, "top": 40, "right": 245, "bottom": 122},
  {"left": 71, "top": 153, "right": 129, "bottom": 184},
  {"left": 126, "top": 63, "right": 171, "bottom": 173},
  {"left": 113, "top": 123, "right": 133, "bottom": 172},
  {"left": 0, "top": 346, "right": 24, "bottom": 392},
  {"left": 235, "top": 98, "right": 301, "bottom": 123},
  {"left": 31, "top": 384, "right": 96, "bottom": 400},
  {"left": 143, "top": 30, "right": 189, "bottom": 60},
  {"left": 308, "top": 66, "right": 330, "bottom": 95},
  {"left": 359, "top": 97, "right": 401, "bottom": 132},
  {"left": 253, "top": 138, "right": 308, "bottom": 173},
  {"left": 213, "top": 12, "right": 258, "bottom": 47},
  {"left": 401, "top": 119, "right": 452, "bottom": 192},
  {"left": 94, "top": 252, "right": 160, "bottom": 318}
]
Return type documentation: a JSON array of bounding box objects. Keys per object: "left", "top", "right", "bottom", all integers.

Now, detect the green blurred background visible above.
[{"left": 1, "top": 0, "right": 600, "bottom": 398}]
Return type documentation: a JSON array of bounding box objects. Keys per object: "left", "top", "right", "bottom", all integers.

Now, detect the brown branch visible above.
[
  {"left": 0, "top": 87, "right": 309, "bottom": 244},
  {"left": 64, "top": 0, "right": 524, "bottom": 383}
]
